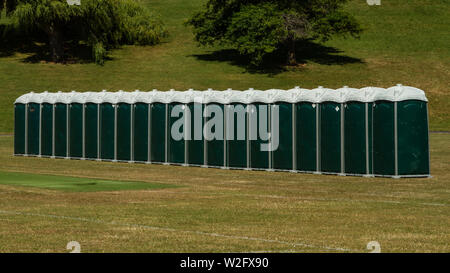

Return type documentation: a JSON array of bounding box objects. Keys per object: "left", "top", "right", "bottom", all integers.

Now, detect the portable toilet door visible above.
[
  {"left": 54, "top": 103, "right": 67, "bottom": 158},
  {"left": 397, "top": 99, "right": 430, "bottom": 176},
  {"left": 14, "top": 103, "right": 26, "bottom": 155},
  {"left": 186, "top": 102, "right": 204, "bottom": 166},
  {"left": 84, "top": 103, "right": 98, "bottom": 160},
  {"left": 372, "top": 100, "right": 396, "bottom": 176},
  {"left": 133, "top": 103, "right": 149, "bottom": 162},
  {"left": 100, "top": 103, "right": 115, "bottom": 160},
  {"left": 226, "top": 103, "right": 248, "bottom": 169},
  {"left": 149, "top": 103, "right": 166, "bottom": 163},
  {"left": 320, "top": 102, "right": 342, "bottom": 174},
  {"left": 168, "top": 103, "right": 185, "bottom": 165},
  {"left": 295, "top": 102, "right": 317, "bottom": 172},
  {"left": 344, "top": 101, "right": 373, "bottom": 175},
  {"left": 205, "top": 103, "right": 224, "bottom": 168},
  {"left": 116, "top": 103, "right": 131, "bottom": 161},
  {"left": 26, "top": 103, "right": 40, "bottom": 156},
  {"left": 248, "top": 103, "right": 270, "bottom": 170},
  {"left": 41, "top": 103, "right": 53, "bottom": 157},
  {"left": 69, "top": 103, "right": 83, "bottom": 158},
  {"left": 272, "top": 102, "right": 293, "bottom": 171}
]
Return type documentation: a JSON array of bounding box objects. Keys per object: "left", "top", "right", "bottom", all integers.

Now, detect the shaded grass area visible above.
[
  {"left": 0, "top": 134, "right": 448, "bottom": 252},
  {"left": 0, "top": 171, "right": 174, "bottom": 192},
  {"left": 0, "top": 0, "right": 448, "bottom": 132}
]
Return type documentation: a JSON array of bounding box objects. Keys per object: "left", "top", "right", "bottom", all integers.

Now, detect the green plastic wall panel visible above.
[
  {"left": 373, "top": 101, "right": 395, "bottom": 175},
  {"left": 206, "top": 104, "right": 224, "bottom": 167},
  {"left": 84, "top": 103, "right": 98, "bottom": 159},
  {"left": 150, "top": 103, "right": 166, "bottom": 163},
  {"left": 116, "top": 103, "right": 131, "bottom": 161},
  {"left": 168, "top": 103, "right": 185, "bottom": 164},
  {"left": 69, "top": 103, "right": 83, "bottom": 158},
  {"left": 27, "top": 103, "right": 40, "bottom": 155},
  {"left": 14, "top": 104, "right": 26, "bottom": 155},
  {"left": 344, "top": 102, "right": 367, "bottom": 175},
  {"left": 54, "top": 103, "right": 67, "bottom": 157},
  {"left": 226, "top": 103, "right": 247, "bottom": 168},
  {"left": 41, "top": 103, "right": 53, "bottom": 156},
  {"left": 187, "top": 103, "right": 204, "bottom": 165},
  {"left": 320, "top": 102, "right": 341, "bottom": 173},
  {"left": 398, "top": 100, "right": 430, "bottom": 175},
  {"left": 100, "top": 103, "right": 115, "bottom": 160},
  {"left": 133, "top": 103, "right": 149, "bottom": 162},
  {"left": 273, "top": 103, "right": 293, "bottom": 170},
  {"left": 249, "top": 103, "right": 269, "bottom": 169},
  {"left": 296, "top": 103, "right": 317, "bottom": 172}
]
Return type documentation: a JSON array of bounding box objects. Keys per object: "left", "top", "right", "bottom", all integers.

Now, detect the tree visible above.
[
  {"left": 186, "top": 0, "right": 362, "bottom": 66},
  {"left": 10, "top": 0, "right": 167, "bottom": 63}
]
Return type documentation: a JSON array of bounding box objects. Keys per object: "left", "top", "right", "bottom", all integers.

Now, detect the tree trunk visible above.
[
  {"left": 47, "top": 25, "right": 64, "bottom": 63},
  {"left": 286, "top": 36, "right": 297, "bottom": 66}
]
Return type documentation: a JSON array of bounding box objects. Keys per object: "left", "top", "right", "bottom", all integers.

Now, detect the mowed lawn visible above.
[
  {"left": 0, "top": 171, "right": 174, "bottom": 192},
  {"left": 0, "top": 0, "right": 449, "bottom": 132},
  {"left": 0, "top": 134, "right": 448, "bottom": 253},
  {"left": 0, "top": 0, "right": 449, "bottom": 253}
]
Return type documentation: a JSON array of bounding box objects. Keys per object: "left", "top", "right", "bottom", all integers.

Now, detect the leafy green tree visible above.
[
  {"left": 186, "top": 0, "right": 362, "bottom": 66},
  {"left": 1, "top": 0, "right": 19, "bottom": 15},
  {"left": 10, "top": 0, "right": 167, "bottom": 63}
]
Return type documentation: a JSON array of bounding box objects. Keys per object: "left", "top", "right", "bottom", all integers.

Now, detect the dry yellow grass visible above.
[{"left": 0, "top": 134, "right": 448, "bottom": 253}]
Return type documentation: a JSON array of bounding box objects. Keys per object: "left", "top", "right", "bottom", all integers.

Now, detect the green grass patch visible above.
[
  {"left": 0, "top": 0, "right": 448, "bottom": 132},
  {"left": 0, "top": 171, "right": 175, "bottom": 192}
]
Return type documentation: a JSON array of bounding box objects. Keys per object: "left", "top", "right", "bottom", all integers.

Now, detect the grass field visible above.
[
  {"left": 0, "top": 171, "right": 174, "bottom": 192},
  {"left": 0, "top": 134, "right": 449, "bottom": 252},
  {"left": 0, "top": 0, "right": 449, "bottom": 253},
  {"left": 0, "top": 0, "right": 449, "bottom": 132}
]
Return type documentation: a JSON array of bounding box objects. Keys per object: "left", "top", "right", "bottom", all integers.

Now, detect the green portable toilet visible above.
[
  {"left": 116, "top": 102, "right": 132, "bottom": 162},
  {"left": 342, "top": 87, "right": 376, "bottom": 176},
  {"left": 14, "top": 92, "right": 42, "bottom": 156},
  {"left": 226, "top": 94, "right": 248, "bottom": 169},
  {"left": 397, "top": 99, "right": 429, "bottom": 176},
  {"left": 14, "top": 102, "right": 26, "bottom": 155},
  {"left": 295, "top": 88, "right": 321, "bottom": 173},
  {"left": 69, "top": 102, "right": 83, "bottom": 159},
  {"left": 372, "top": 87, "right": 396, "bottom": 176},
  {"left": 133, "top": 100, "right": 149, "bottom": 162},
  {"left": 387, "top": 85, "right": 430, "bottom": 177},
  {"left": 270, "top": 90, "right": 296, "bottom": 171}
]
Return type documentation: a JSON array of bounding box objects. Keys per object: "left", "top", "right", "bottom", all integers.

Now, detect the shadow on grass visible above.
[
  {"left": 0, "top": 25, "right": 111, "bottom": 64},
  {"left": 190, "top": 40, "right": 364, "bottom": 75}
]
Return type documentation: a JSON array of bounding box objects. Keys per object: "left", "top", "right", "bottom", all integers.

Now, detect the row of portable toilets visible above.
[{"left": 14, "top": 85, "right": 430, "bottom": 178}]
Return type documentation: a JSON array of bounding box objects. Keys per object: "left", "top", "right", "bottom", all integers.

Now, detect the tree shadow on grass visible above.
[
  {"left": 0, "top": 25, "right": 111, "bottom": 64},
  {"left": 190, "top": 39, "right": 364, "bottom": 75}
]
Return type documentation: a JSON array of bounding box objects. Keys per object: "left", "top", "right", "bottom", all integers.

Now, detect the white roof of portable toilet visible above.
[{"left": 14, "top": 85, "right": 428, "bottom": 104}]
